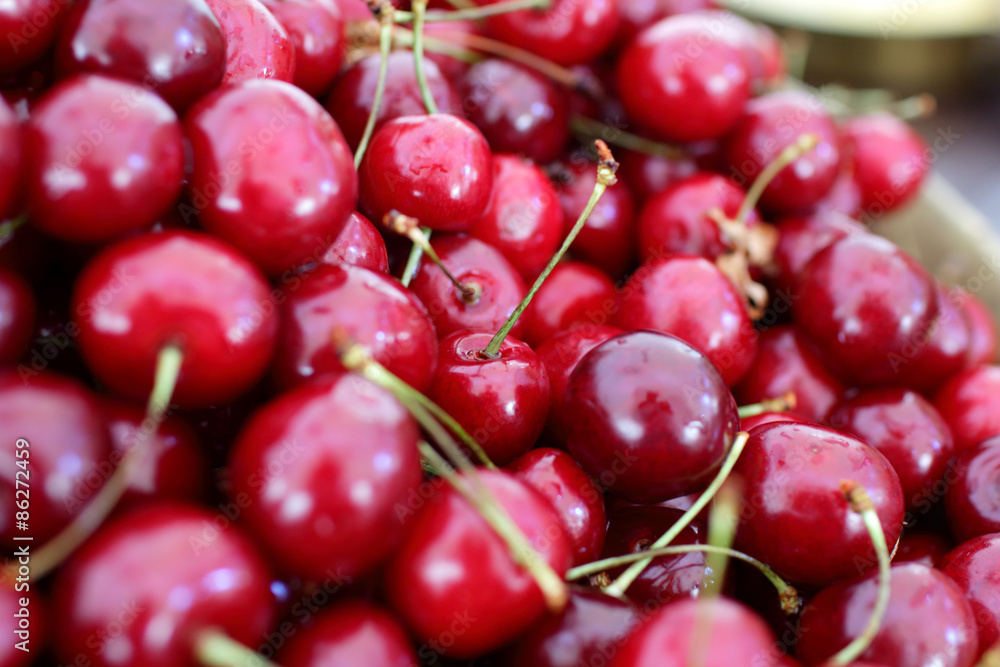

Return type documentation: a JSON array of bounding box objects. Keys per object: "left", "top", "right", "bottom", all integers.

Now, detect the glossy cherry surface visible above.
[
  {"left": 944, "top": 436, "right": 1000, "bottom": 542},
  {"left": 771, "top": 211, "right": 866, "bottom": 294},
  {"left": 320, "top": 211, "right": 389, "bottom": 274},
  {"left": 260, "top": 0, "right": 343, "bottom": 97},
  {"left": 844, "top": 112, "right": 927, "bottom": 216},
  {"left": 740, "top": 410, "right": 805, "bottom": 431},
  {"left": 185, "top": 79, "right": 357, "bottom": 275},
  {"left": 0, "top": 0, "right": 69, "bottom": 76},
  {"left": 934, "top": 365, "right": 1000, "bottom": 453},
  {"left": 894, "top": 529, "right": 953, "bottom": 567},
  {"left": 614, "top": 0, "right": 716, "bottom": 47},
  {"left": 0, "top": 85, "right": 21, "bottom": 219},
  {"left": 229, "top": 373, "right": 422, "bottom": 581},
  {"left": 564, "top": 330, "right": 739, "bottom": 503},
  {"left": 481, "top": 0, "right": 619, "bottom": 66},
  {"left": 733, "top": 422, "right": 904, "bottom": 587},
  {"left": 939, "top": 533, "right": 1000, "bottom": 653},
  {"left": 896, "top": 283, "right": 972, "bottom": 392},
  {"left": 72, "top": 230, "right": 279, "bottom": 407},
  {"left": 523, "top": 261, "right": 615, "bottom": 347},
  {"left": 0, "top": 268, "right": 34, "bottom": 364},
  {"left": 617, "top": 149, "right": 699, "bottom": 204},
  {"left": 205, "top": 0, "right": 295, "bottom": 83},
  {"left": 699, "top": 9, "right": 786, "bottom": 88}
]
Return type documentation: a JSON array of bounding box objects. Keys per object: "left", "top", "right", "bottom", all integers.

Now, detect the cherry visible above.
[
  {"left": 893, "top": 529, "right": 953, "bottom": 567},
  {"left": 204, "top": 0, "right": 296, "bottom": 84},
  {"left": 470, "top": 155, "right": 563, "bottom": 281},
  {"left": 0, "top": 95, "right": 21, "bottom": 219},
  {"left": 617, "top": 149, "right": 699, "bottom": 204},
  {"left": 770, "top": 211, "right": 866, "bottom": 295},
  {"left": 508, "top": 447, "right": 607, "bottom": 566},
  {"left": 408, "top": 235, "right": 527, "bottom": 340},
  {"left": 723, "top": 90, "right": 842, "bottom": 214},
  {"left": 939, "top": 533, "right": 1000, "bottom": 653},
  {"left": 809, "top": 165, "right": 864, "bottom": 219},
  {"left": 522, "top": 261, "right": 615, "bottom": 347},
  {"left": 325, "top": 50, "right": 462, "bottom": 151},
  {"left": 53, "top": 502, "right": 276, "bottom": 667},
  {"left": 320, "top": 211, "right": 390, "bottom": 274},
  {"left": 843, "top": 112, "right": 928, "bottom": 217},
  {"left": 943, "top": 436, "right": 1000, "bottom": 542},
  {"left": 793, "top": 234, "right": 938, "bottom": 387},
  {"left": 459, "top": 59, "right": 569, "bottom": 164},
  {"left": 0, "top": 267, "right": 34, "bottom": 364},
  {"left": 383, "top": 469, "right": 572, "bottom": 659},
  {"left": 260, "top": 0, "right": 343, "bottom": 97},
  {"left": 23, "top": 74, "right": 184, "bottom": 243},
  {"left": 703, "top": 10, "right": 786, "bottom": 88},
  {"left": 956, "top": 289, "right": 998, "bottom": 368},
  {"left": 615, "top": 255, "right": 758, "bottom": 386},
  {"left": 54, "top": 0, "right": 226, "bottom": 111},
  {"left": 72, "top": 230, "right": 279, "bottom": 408},
  {"left": 616, "top": 14, "right": 750, "bottom": 142},
  {"left": 894, "top": 283, "right": 972, "bottom": 392},
  {"left": 741, "top": 410, "right": 806, "bottom": 431},
  {"left": 613, "top": 0, "right": 715, "bottom": 48},
  {"left": 934, "top": 365, "right": 1000, "bottom": 453},
  {"left": 564, "top": 330, "right": 740, "bottom": 503},
  {"left": 797, "top": 563, "right": 979, "bottom": 667},
  {"left": 0, "top": 0, "right": 69, "bottom": 77},
  {"left": 277, "top": 599, "right": 418, "bottom": 667},
  {"left": 733, "top": 422, "right": 904, "bottom": 587}
]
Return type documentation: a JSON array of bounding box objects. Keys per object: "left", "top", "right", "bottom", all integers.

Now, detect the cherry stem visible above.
[
  {"left": 410, "top": 0, "right": 439, "bottom": 114},
  {"left": 737, "top": 392, "right": 797, "bottom": 419},
  {"left": 977, "top": 641, "right": 1000, "bottom": 667},
  {"left": 702, "top": 479, "right": 741, "bottom": 598},
  {"left": 395, "top": 0, "right": 550, "bottom": 23},
  {"left": 353, "top": 0, "right": 395, "bottom": 169},
  {"left": 603, "top": 431, "right": 750, "bottom": 598},
  {"left": 570, "top": 115, "right": 685, "bottom": 160},
  {"left": 14, "top": 344, "right": 183, "bottom": 581},
  {"left": 400, "top": 227, "right": 429, "bottom": 288},
  {"left": 440, "top": 0, "right": 475, "bottom": 9},
  {"left": 736, "top": 133, "right": 819, "bottom": 223},
  {"left": 481, "top": 140, "right": 618, "bottom": 358},
  {"left": 0, "top": 214, "right": 27, "bottom": 250},
  {"left": 828, "top": 481, "right": 892, "bottom": 666},
  {"left": 194, "top": 629, "right": 278, "bottom": 667},
  {"left": 384, "top": 212, "right": 478, "bottom": 301}
]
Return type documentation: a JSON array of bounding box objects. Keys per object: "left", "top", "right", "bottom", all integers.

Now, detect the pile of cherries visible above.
[{"left": 1, "top": 0, "right": 1000, "bottom": 666}]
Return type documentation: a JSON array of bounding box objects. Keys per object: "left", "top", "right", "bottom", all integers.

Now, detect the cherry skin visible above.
[
  {"left": 229, "top": 373, "right": 422, "bottom": 581},
  {"left": 893, "top": 529, "right": 953, "bottom": 567},
  {"left": 260, "top": 0, "right": 343, "bottom": 97},
  {"left": 895, "top": 283, "right": 971, "bottom": 392},
  {"left": 204, "top": 0, "right": 295, "bottom": 83},
  {"left": 617, "top": 149, "right": 699, "bottom": 204},
  {"left": 741, "top": 410, "right": 806, "bottom": 431},
  {"left": 383, "top": 469, "right": 572, "bottom": 659},
  {"left": 943, "top": 436, "right": 1000, "bottom": 542},
  {"left": 54, "top": 0, "right": 226, "bottom": 111},
  {"left": 617, "top": 15, "right": 750, "bottom": 143},
  {"left": 697, "top": 10, "right": 786, "bottom": 88},
  {"left": 460, "top": 59, "right": 569, "bottom": 164},
  {"left": 0, "top": 0, "right": 69, "bottom": 76},
  {"left": 956, "top": 289, "right": 998, "bottom": 368},
  {"left": 797, "top": 563, "right": 979, "bottom": 667},
  {"left": 723, "top": 90, "right": 842, "bottom": 214},
  {"left": 613, "top": 0, "right": 716, "bottom": 47},
  {"left": 808, "top": 165, "right": 864, "bottom": 219},
  {"left": 934, "top": 365, "right": 1000, "bottom": 453},
  {"left": 564, "top": 330, "right": 740, "bottom": 504},
  {"left": 522, "top": 261, "right": 616, "bottom": 348},
  {"left": 843, "top": 112, "right": 928, "bottom": 217},
  {"left": 793, "top": 234, "right": 938, "bottom": 387},
  {"left": 359, "top": 114, "right": 494, "bottom": 233},
  {"left": 939, "top": 533, "right": 1000, "bottom": 653},
  {"left": 733, "top": 325, "right": 845, "bottom": 424},
  {"left": 0, "top": 94, "right": 21, "bottom": 219},
  {"left": 53, "top": 502, "right": 276, "bottom": 667},
  {"left": 408, "top": 235, "right": 527, "bottom": 340},
  {"left": 508, "top": 447, "right": 607, "bottom": 566},
  {"left": 320, "top": 211, "right": 389, "bottom": 274},
  {"left": 72, "top": 230, "right": 279, "bottom": 408},
  {"left": 272, "top": 263, "right": 438, "bottom": 392},
  {"left": 733, "top": 422, "right": 904, "bottom": 587},
  {"left": 770, "top": 211, "right": 866, "bottom": 295},
  {"left": 185, "top": 79, "right": 357, "bottom": 276},
  {"left": 615, "top": 255, "right": 758, "bottom": 386},
  {"left": 276, "top": 599, "right": 418, "bottom": 667},
  {"left": 0, "top": 267, "right": 34, "bottom": 364}
]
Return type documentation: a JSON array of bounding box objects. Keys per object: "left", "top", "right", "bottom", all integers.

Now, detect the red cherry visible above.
[
  {"left": 272, "top": 263, "right": 438, "bottom": 392},
  {"left": 0, "top": 94, "right": 21, "bottom": 219},
  {"left": 54, "top": 0, "right": 226, "bottom": 111},
  {"left": 894, "top": 529, "right": 953, "bottom": 567},
  {"left": 0, "top": 0, "right": 69, "bottom": 76},
  {"left": 260, "top": 0, "right": 343, "bottom": 97},
  {"left": 703, "top": 10, "right": 786, "bottom": 87},
  {"left": 53, "top": 502, "right": 276, "bottom": 667},
  {"left": 796, "top": 563, "right": 979, "bottom": 667},
  {"left": 770, "top": 211, "right": 866, "bottom": 295},
  {"left": 617, "top": 149, "right": 699, "bottom": 204},
  {"left": 205, "top": 0, "right": 295, "bottom": 84},
  {"left": 320, "top": 211, "right": 389, "bottom": 274},
  {"left": 939, "top": 533, "right": 1000, "bottom": 653},
  {"left": 0, "top": 267, "right": 34, "bottom": 364},
  {"left": 613, "top": 0, "right": 715, "bottom": 48},
  {"left": 894, "top": 283, "right": 972, "bottom": 392},
  {"left": 733, "top": 422, "right": 904, "bottom": 587},
  {"left": 793, "top": 234, "right": 938, "bottom": 387},
  {"left": 843, "top": 112, "right": 928, "bottom": 216},
  {"left": 228, "top": 373, "right": 422, "bottom": 581},
  {"left": 383, "top": 469, "right": 572, "bottom": 659},
  {"left": 944, "top": 436, "right": 1000, "bottom": 542},
  {"left": 564, "top": 330, "right": 740, "bottom": 503},
  {"left": 934, "top": 365, "right": 1000, "bottom": 453},
  {"left": 957, "top": 289, "right": 998, "bottom": 368},
  {"left": 740, "top": 410, "right": 805, "bottom": 431},
  {"left": 808, "top": 165, "right": 864, "bottom": 219},
  {"left": 72, "top": 230, "right": 279, "bottom": 407},
  {"left": 522, "top": 261, "right": 616, "bottom": 347}
]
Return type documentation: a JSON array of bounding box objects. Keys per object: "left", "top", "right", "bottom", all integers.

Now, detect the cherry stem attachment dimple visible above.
[
  {"left": 410, "top": 0, "right": 438, "bottom": 114},
  {"left": 384, "top": 212, "right": 478, "bottom": 301},
  {"left": 194, "top": 629, "right": 279, "bottom": 667},
  {"left": 353, "top": 0, "right": 395, "bottom": 168},
  {"left": 737, "top": 392, "right": 797, "bottom": 419},
  {"left": 736, "top": 133, "right": 819, "bottom": 222},
  {"left": 481, "top": 140, "right": 618, "bottom": 358},
  {"left": 569, "top": 115, "right": 685, "bottom": 160},
  {"left": 828, "top": 481, "right": 892, "bottom": 666},
  {"left": 395, "top": 0, "right": 550, "bottom": 23}
]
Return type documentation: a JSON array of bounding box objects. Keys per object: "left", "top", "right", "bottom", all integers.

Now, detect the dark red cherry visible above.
[
  {"left": 617, "top": 14, "right": 750, "bottom": 143},
  {"left": 741, "top": 410, "right": 805, "bottom": 431},
  {"left": 615, "top": 255, "right": 757, "bottom": 386},
  {"left": 408, "top": 235, "right": 527, "bottom": 340},
  {"left": 939, "top": 533, "right": 1000, "bottom": 653},
  {"left": 0, "top": 267, "right": 34, "bottom": 364},
  {"left": 830, "top": 388, "right": 955, "bottom": 512},
  {"left": 613, "top": 0, "right": 715, "bottom": 47},
  {"left": 0, "top": 371, "right": 112, "bottom": 545},
  {"left": 54, "top": 0, "right": 226, "bottom": 111},
  {"left": 470, "top": 155, "right": 562, "bottom": 281},
  {"left": 229, "top": 373, "right": 422, "bottom": 581},
  {"left": 320, "top": 211, "right": 389, "bottom": 274},
  {"left": 185, "top": 79, "right": 357, "bottom": 276},
  {"left": 325, "top": 50, "right": 462, "bottom": 151},
  {"left": 934, "top": 365, "right": 1000, "bottom": 453},
  {"left": 771, "top": 211, "right": 866, "bottom": 295},
  {"left": 944, "top": 436, "right": 1000, "bottom": 542},
  {"left": 894, "top": 529, "right": 953, "bottom": 567},
  {"left": 522, "top": 261, "right": 615, "bottom": 347},
  {"left": 277, "top": 599, "right": 418, "bottom": 667},
  {"left": 0, "top": 92, "right": 21, "bottom": 219},
  {"left": 809, "top": 165, "right": 864, "bottom": 219},
  {"left": 895, "top": 283, "right": 972, "bottom": 392},
  {"left": 508, "top": 447, "right": 607, "bottom": 566},
  {"left": 797, "top": 563, "right": 979, "bottom": 667},
  {"left": 733, "top": 422, "right": 904, "bottom": 587},
  {"left": 844, "top": 113, "right": 928, "bottom": 217},
  {"left": 733, "top": 325, "right": 845, "bottom": 424},
  {"left": 53, "top": 502, "right": 276, "bottom": 667},
  {"left": 360, "top": 114, "right": 494, "bottom": 233},
  {"left": 723, "top": 90, "right": 841, "bottom": 213},
  {"left": 564, "top": 330, "right": 740, "bottom": 503},
  {"left": 793, "top": 234, "right": 938, "bottom": 387},
  {"left": 24, "top": 75, "right": 184, "bottom": 243},
  {"left": 272, "top": 262, "right": 438, "bottom": 392},
  {"left": 205, "top": 0, "right": 295, "bottom": 83},
  {"left": 956, "top": 289, "right": 998, "bottom": 368},
  {"left": 383, "top": 469, "right": 572, "bottom": 659},
  {"left": 72, "top": 230, "right": 279, "bottom": 408},
  {"left": 459, "top": 59, "right": 568, "bottom": 164},
  {"left": 617, "top": 149, "right": 699, "bottom": 204},
  {"left": 260, "top": 0, "right": 343, "bottom": 97},
  {"left": 0, "top": 0, "right": 69, "bottom": 76}
]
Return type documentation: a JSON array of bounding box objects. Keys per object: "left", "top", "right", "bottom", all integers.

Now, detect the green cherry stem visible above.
[
  {"left": 395, "top": 0, "right": 550, "bottom": 23},
  {"left": 569, "top": 115, "right": 686, "bottom": 160},
  {"left": 702, "top": 479, "right": 741, "bottom": 598},
  {"left": 410, "top": 0, "right": 438, "bottom": 114},
  {"left": 353, "top": 0, "right": 395, "bottom": 168},
  {"left": 736, "top": 132, "right": 819, "bottom": 223},
  {"left": 737, "top": 392, "right": 797, "bottom": 419},
  {"left": 195, "top": 629, "right": 279, "bottom": 667},
  {"left": 400, "top": 228, "right": 428, "bottom": 288},
  {"left": 384, "top": 211, "right": 479, "bottom": 302},
  {"left": 0, "top": 214, "right": 27, "bottom": 250}
]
